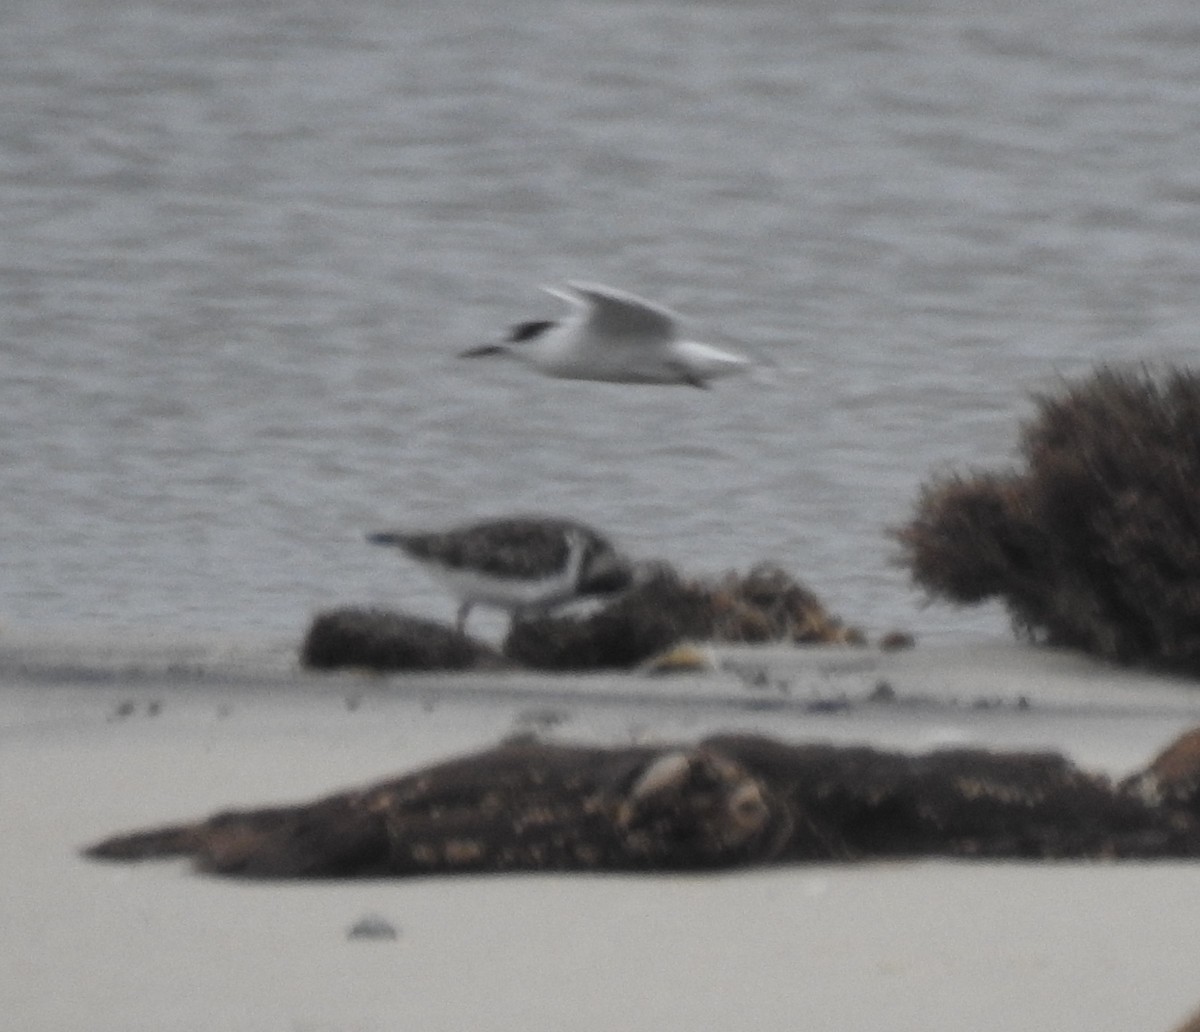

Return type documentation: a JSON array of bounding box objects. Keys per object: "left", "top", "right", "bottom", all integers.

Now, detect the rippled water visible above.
[{"left": 3, "top": 0, "right": 1199, "bottom": 640}]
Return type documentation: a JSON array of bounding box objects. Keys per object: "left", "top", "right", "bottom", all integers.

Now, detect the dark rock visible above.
[
  {"left": 504, "top": 563, "right": 861, "bottom": 671},
  {"left": 300, "top": 607, "right": 505, "bottom": 672},
  {"left": 503, "top": 564, "right": 712, "bottom": 670}
]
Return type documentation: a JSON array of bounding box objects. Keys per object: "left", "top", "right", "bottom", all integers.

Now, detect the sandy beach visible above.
[{"left": 4, "top": 627, "right": 1200, "bottom": 1032}]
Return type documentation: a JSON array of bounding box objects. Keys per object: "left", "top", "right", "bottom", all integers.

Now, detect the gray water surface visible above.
[{"left": 3, "top": 0, "right": 1199, "bottom": 639}]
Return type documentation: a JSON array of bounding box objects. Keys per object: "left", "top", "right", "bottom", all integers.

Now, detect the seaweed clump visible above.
[
  {"left": 504, "top": 562, "right": 861, "bottom": 671},
  {"left": 895, "top": 365, "right": 1200, "bottom": 673}
]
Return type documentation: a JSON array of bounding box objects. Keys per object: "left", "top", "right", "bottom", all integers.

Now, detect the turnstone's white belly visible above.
[{"left": 429, "top": 561, "right": 585, "bottom": 613}]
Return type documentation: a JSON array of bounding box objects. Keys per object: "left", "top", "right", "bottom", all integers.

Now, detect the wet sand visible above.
[{"left": 4, "top": 626, "right": 1200, "bottom": 1032}]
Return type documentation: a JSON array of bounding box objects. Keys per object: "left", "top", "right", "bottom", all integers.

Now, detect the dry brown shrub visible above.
[{"left": 895, "top": 366, "right": 1200, "bottom": 672}]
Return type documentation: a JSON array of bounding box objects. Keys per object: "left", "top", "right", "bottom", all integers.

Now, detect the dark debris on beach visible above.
[
  {"left": 83, "top": 723, "right": 1200, "bottom": 879},
  {"left": 301, "top": 563, "right": 865, "bottom": 674},
  {"left": 301, "top": 608, "right": 509, "bottom": 673}
]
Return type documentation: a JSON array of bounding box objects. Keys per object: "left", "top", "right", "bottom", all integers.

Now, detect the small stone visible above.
[
  {"left": 109, "top": 700, "right": 135, "bottom": 721},
  {"left": 641, "top": 643, "right": 716, "bottom": 675},
  {"left": 868, "top": 680, "right": 896, "bottom": 703},
  {"left": 806, "top": 697, "right": 852, "bottom": 714},
  {"left": 347, "top": 914, "right": 399, "bottom": 941},
  {"left": 878, "top": 630, "right": 916, "bottom": 651}
]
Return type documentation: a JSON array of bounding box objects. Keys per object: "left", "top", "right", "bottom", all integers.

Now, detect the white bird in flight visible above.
[{"left": 460, "top": 281, "right": 752, "bottom": 388}]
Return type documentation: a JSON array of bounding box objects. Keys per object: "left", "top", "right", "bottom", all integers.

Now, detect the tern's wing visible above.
[{"left": 543, "top": 282, "right": 682, "bottom": 343}]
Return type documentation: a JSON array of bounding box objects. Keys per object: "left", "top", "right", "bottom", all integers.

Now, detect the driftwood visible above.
[{"left": 84, "top": 727, "right": 1200, "bottom": 879}]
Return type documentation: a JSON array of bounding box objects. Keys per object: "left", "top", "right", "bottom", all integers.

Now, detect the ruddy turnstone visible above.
[
  {"left": 366, "top": 515, "right": 634, "bottom": 632},
  {"left": 460, "top": 281, "right": 751, "bottom": 388}
]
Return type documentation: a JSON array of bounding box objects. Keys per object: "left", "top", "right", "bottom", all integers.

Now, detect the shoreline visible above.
[{"left": 5, "top": 623, "right": 1200, "bottom": 1031}]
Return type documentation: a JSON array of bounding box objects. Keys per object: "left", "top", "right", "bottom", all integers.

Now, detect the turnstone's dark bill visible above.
[
  {"left": 367, "top": 516, "right": 634, "bottom": 632},
  {"left": 460, "top": 281, "right": 751, "bottom": 388}
]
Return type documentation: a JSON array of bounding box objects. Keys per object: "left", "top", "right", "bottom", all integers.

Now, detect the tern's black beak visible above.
[
  {"left": 461, "top": 319, "right": 556, "bottom": 359},
  {"left": 507, "top": 319, "right": 556, "bottom": 342}
]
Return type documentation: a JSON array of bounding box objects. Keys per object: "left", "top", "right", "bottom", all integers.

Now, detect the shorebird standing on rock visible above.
[
  {"left": 367, "top": 516, "right": 634, "bottom": 633},
  {"left": 460, "top": 281, "right": 752, "bottom": 388}
]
